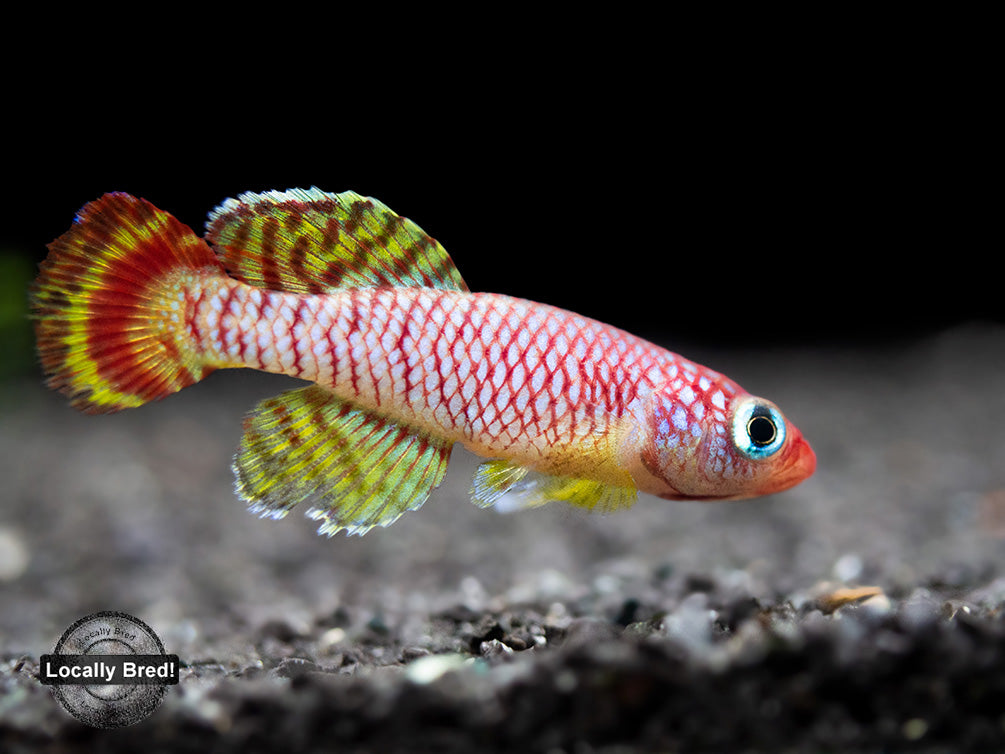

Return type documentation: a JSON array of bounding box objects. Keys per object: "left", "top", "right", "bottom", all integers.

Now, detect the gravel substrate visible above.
[{"left": 2, "top": 325, "right": 1004, "bottom": 752}]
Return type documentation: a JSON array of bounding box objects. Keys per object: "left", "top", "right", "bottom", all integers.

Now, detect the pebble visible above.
[
  {"left": 659, "top": 592, "right": 715, "bottom": 654},
  {"left": 404, "top": 654, "right": 468, "bottom": 684},
  {"left": 898, "top": 588, "right": 942, "bottom": 633},
  {"left": 0, "top": 526, "right": 29, "bottom": 582}
]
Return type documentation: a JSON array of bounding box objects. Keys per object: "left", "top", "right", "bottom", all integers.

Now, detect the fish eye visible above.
[
  {"left": 747, "top": 414, "right": 776, "bottom": 446},
  {"left": 731, "top": 399, "right": 786, "bottom": 460}
]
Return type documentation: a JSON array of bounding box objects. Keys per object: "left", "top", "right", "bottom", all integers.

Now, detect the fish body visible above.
[{"left": 31, "top": 188, "right": 815, "bottom": 535}]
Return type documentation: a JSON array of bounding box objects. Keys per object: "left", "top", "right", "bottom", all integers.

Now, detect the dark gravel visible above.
[{"left": 2, "top": 324, "right": 1005, "bottom": 752}]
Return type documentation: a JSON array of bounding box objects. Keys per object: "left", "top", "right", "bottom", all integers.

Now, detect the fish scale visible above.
[
  {"left": 192, "top": 280, "right": 681, "bottom": 468},
  {"left": 30, "top": 187, "right": 816, "bottom": 536}
]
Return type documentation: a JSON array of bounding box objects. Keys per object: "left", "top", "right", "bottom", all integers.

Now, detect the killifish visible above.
[{"left": 30, "top": 189, "right": 816, "bottom": 536}]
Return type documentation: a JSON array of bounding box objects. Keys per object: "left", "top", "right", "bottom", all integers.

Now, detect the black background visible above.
[{"left": 4, "top": 38, "right": 995, "bottom": 352}]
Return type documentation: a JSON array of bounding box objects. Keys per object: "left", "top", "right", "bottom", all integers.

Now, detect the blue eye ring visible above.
[{"left": 731, "top": 398, "right": 786, "bottom": 460}]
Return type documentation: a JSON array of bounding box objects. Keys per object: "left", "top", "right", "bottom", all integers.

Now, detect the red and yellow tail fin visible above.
[{"left": 30, "top": 193, "right": 225, "bottom": 414}]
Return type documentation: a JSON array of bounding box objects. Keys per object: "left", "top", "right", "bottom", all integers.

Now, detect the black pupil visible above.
[{"left": 747, "top": 414, "right": 777, "bottom": 446}]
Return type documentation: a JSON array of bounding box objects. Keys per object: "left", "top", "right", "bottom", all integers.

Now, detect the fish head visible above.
[{"left": 634, "top": 374, "right": 816, "bottom": 501}]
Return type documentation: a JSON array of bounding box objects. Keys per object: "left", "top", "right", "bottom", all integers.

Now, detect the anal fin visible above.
[
  {"left": 234, "top": 385, "right": 451, "bottom": 536},
  {"left": 470, "top": 460, "right": 637, "bottom": 514}
]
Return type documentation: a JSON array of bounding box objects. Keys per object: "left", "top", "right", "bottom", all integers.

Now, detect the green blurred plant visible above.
[{"left": 0, "top": 252, "right": 36, "bottom": 378}]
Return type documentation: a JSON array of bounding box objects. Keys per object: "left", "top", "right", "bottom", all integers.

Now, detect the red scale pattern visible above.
[{"left": 197, "top": 282, "right": 683, "bottom": 461}]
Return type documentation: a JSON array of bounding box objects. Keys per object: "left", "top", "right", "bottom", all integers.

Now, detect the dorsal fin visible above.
[{"left": 205, "top": 188, "right": 467, "bottom": 293}]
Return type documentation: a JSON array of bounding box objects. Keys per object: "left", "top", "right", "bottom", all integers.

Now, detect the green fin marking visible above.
[
  {"left": 234, "top": 385, "right": 451, "bottom": 536},
  {"left": 470, "top": 460, "right": 637, "bottom": 514},
  {"left": 205, "top": 187, "right": 468, "bottom": 294}
]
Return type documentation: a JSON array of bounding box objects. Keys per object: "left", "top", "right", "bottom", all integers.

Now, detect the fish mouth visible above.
[{"left": 758, "top": 429, "right": 816, "bottom": 495}]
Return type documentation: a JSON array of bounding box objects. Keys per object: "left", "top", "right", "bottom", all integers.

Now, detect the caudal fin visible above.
[{"left": 30, "top": 193, "right": 224, "bottom": 414}]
